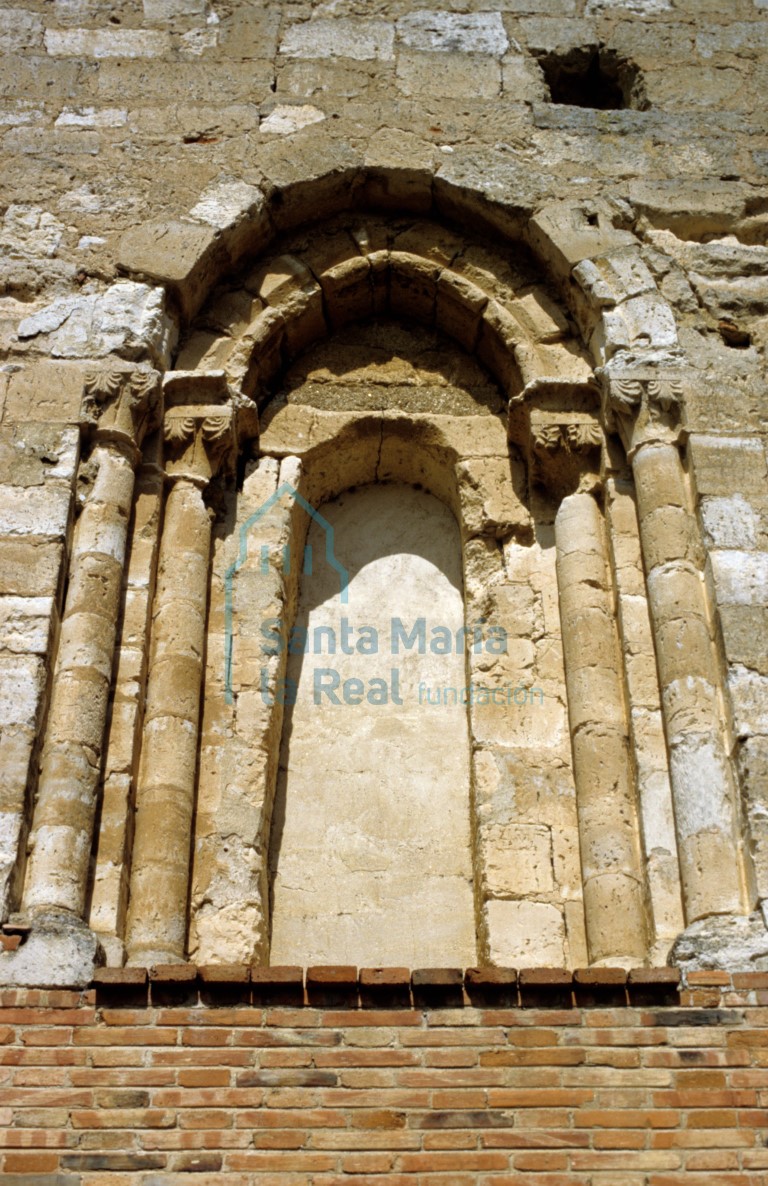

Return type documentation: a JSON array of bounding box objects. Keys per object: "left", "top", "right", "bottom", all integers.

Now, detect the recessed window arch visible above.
[{"left": 268, "top": 479, "right": 477, "bottom": 968}]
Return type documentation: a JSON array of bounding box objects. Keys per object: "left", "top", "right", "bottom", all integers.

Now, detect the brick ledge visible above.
[{"left": 84, "top": 964, "right": 694, "bottom": 1008}]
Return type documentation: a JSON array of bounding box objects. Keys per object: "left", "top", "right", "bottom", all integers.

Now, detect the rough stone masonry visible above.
[{"left": 0, "top": 0, "right": 767, "bottom": 1179}]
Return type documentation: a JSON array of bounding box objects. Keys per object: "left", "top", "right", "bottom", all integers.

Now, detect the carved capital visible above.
[
  {"left": 528, "top": 412, "right": 604, "bottom": 498},
  {"left": 82, "top": 368, "right": 162, "bottom": 458},
  {"left": 531, "top": 419, "right": 603, "bottom": 456},
  {"left": 508, "top": 378, "right": 604, "bottom": 501},
  {"left": 598, "top": 368, "right": 686, "bottom": 456},
  {"left": 163, "top": 407, "right": 236, "bottom": 486},
  {"left": 161, "top": 370, "right": 253, "bottom": 487}
]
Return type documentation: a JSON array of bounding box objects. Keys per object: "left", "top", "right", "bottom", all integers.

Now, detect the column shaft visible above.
[
  {"left": 605, "top": 478, "right": 685, "bottom": 960},
  {"left": 555, "top": 492, "right": 648, "bottom": 964},
  {"left": 632, "top": 441, "right": 744, "bottom": 921},
  {"left": 22, "top": 445, "right": 136, "bottom": 917},
  {"left": 125, "top": 478, "right": 211, "bottom": 964}
]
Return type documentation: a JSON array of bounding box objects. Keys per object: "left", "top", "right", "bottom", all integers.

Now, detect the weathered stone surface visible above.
[
  {"left": 44, "top": 28, "right": 171, "bottom": 57},
  {"left": 268, "top": 483, "right": 476, "bottom": 969},
  {"left": 16, "top": 282, "right": 172, "bottom": 366},
  {"left": 0, "top": 0, "right": 767, "bottom": 988},
  {"left": 0, "top": 913, "right": 102, "bottom": 986},
  {"left": 486, "top": 899, "right": 566, "bottom": 967},
  {"left": 260, "top": 105, "right": 326, "bottom": 136},
  {"left": 528, "top": 199, "right": 637, "bottom": 279},
  {"left": 396, "top": 12, "right": 508, "bottom": 56},
  {"left": 279, "top": 18, "right": 395, "bottom": 61},
  {"left": 117, "top": 223, "right": 220, "bottom": 323},
  {"left": 669, "top": 912, "right": 768, "bottom": 971}
]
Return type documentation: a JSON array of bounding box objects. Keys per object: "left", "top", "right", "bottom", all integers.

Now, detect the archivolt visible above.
[{"left": 175, "top": 214, "right": 594, "bottom": 412}]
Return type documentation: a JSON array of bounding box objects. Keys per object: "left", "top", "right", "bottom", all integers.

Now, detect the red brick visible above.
[
  {"left": 314, "top": 1049, "right": 417, "bottom": 1067},
  {"left": 686, "top": 1109, "right": 738, "bottom": 1127},
  {"left": 251, "top": 968, "right": 305, "bottom": 1006},
  {"left": 630, "top": 968, "right": 681, "bottom": 986},
  {"left": 198, "top": 965, "right": 250, "bottom": 984},
  {"left": 2, "top": 1151, "right": 60, "bottom": 1172},
  {"left": 177, "top": 1069, "right": 231, "bottom": 1087},
  {"left": 0, "top": 1009, "right": 93, "bottom": 1025},
  {"left": 359, "top": 967, "right": 412, "bottom": 1006},
  {"left": 253, "top": 1129, "right": 307, "bottom": 1149},
  {"left": 686, "top": 972, "right": 731, "bottom": 987},
  {"left": 359, "top": 967, "right": 410, "bottom": 987},
  {"left": 489, "top": 1089, "right": 595, "bottom": 1107},
  {"left": 93, "top": 967, "right": 148, "bottom": 987},
  {"left": 150, "top": 964, "right": 198, "bottom": 984},
  {"left": 341, "top": 1152, "right": 395, "bottom": 1172},
  {"left": 225, "top": 1152, "right": 337, "bottom": 1170},
  {"left": 507, "top": 1027, "right": 559, "bottom": 1047},
  {"left": 593, "top": 1129, "right": 647, "bottom": 1148},
  {"left": 349, "top": 1109, "right": 406, "bottom": 1129},
  {"left": 234, "top": 1108, "right": 346, "bottom": 1129},
  {"left": 70, "top": 1108, "right": 176, "bottom": 1129},
  {"left": 399, "top": 1151, "right": 509, "bottom": 1171},
  {"left": 575, "top": 968, "right": 627, "bottom": 985},
  {"left": 685, "top": 1149, "right": 740, "bottom": 1170},
  {"left": 481, "top": 1048, "right": 583, "bottom": 1066},
  {"left": 3, "top": 984, "right": 768, "bottom": 1182},
  {"left": 423, "top": 1132, "right": 477, "bottom": 1149},
  {"left": 20, "top": 1027, "right": 72, "bottom": 1046},
  {"left": 251, "top": 966, "right": 303, "bottom": 986},
  {"left": 178, "top": 1109, "right": 233, "bottom": 1129},
  {"left": 74, "top": 1026, "right": 177, "bottom": 1046},
  {"left": 518, "top": 969, "right": 572, "bottom": 987},
  {"left": 518, "top": 970, "right": 573, "bottom": 1008},
  {"left": 732, "top": 973, "right": 768, "bottom": 989},
  {"left": 412, "top": 968, "right": 463, "bottom": 987},
  {"left": 576, "top": 1109, "right": 679, "bottom": 1128},
  {"left": 513, "top": 1152, "right": 569, "bottom": 1170},
  {"left": 180, "top": 1028, "right": 230, "bottom": 1046},
  {"left": 320, "top": 1009, "right": 421, "bottom": 1027},
  {"left": 424, "top": 1049, "right": 479, "bottom": 1067},
  {"left": 259, "top": 1050, "right": 313, "bottom": 1068},
  {"left": 307, "top": 966, "right": 357, "bottom": 986}
]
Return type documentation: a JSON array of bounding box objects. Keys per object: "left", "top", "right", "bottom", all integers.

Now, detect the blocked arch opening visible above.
[{"left": 267, "top": 480, "right": 478, "bottom": 968}]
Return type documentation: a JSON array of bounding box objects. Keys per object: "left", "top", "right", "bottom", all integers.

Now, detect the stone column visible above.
[
  {"left": 88, "top": 437, "right": 164, "bottom": 965},
  {"left": 603, "top": 373, "right": 746, "bottom": 924},
  {"left": 604, "top": 478, "right": 685, "bottom": 962},
  {"left": 21, "top": 370, "right": 160, "bottom": 921},
  {"left": 555, "top": 490, "right": 648, "bottom": 965},
  {"left": 125, "top": 376, "right": 237, "bottom": 965}
]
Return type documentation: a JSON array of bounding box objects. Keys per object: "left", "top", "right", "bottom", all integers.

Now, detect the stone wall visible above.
[
  {"left": 0, "top": 0, "right": 767, "bottom": 978},
  {"left": 0, "top": 968, "right": 767, "bottom": 1184}
]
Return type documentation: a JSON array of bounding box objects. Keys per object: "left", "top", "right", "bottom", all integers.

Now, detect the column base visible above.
[
  {"left": 668, "top": 909, "right": 768, "bottom": 971},
  {"left": 0, "top": 911, "right": 103, "bottom": 987}
]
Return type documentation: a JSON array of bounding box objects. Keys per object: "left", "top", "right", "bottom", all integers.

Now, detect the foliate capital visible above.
[
  {"left": 508, "top": 378, "right": 605, "bottom": 500},
  {"left": 162, "top": 371, "right": 256, "bottom": 487},
  {"left": 598, "top": 368, "right": 686, "bottom": 456},
  {"left": 82, "top": 367, "right": 162, "bottom": 457}
]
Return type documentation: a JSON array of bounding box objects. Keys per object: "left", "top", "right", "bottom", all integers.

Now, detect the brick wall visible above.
[{"left": 1, "top": 967, "right": 767, "bottom": 1184}]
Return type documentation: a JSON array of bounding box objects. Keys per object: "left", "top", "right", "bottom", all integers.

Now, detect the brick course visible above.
[{"left": 0, "top": 970, "right": 766, "bottom": 1183}]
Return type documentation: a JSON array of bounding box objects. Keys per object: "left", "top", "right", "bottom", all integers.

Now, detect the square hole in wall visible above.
[{"left": 537, "top": 47, "right": 647, "bottom": 111}]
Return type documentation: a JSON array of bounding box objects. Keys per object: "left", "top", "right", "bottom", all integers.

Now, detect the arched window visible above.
[{"left": 269, "top": 482, "right": 475, "bottom": 967}]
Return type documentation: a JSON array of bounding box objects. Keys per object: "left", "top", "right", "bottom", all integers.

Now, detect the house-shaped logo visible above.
[{"left": 224, "top": 482, "right": 349, "bottom": 704}]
